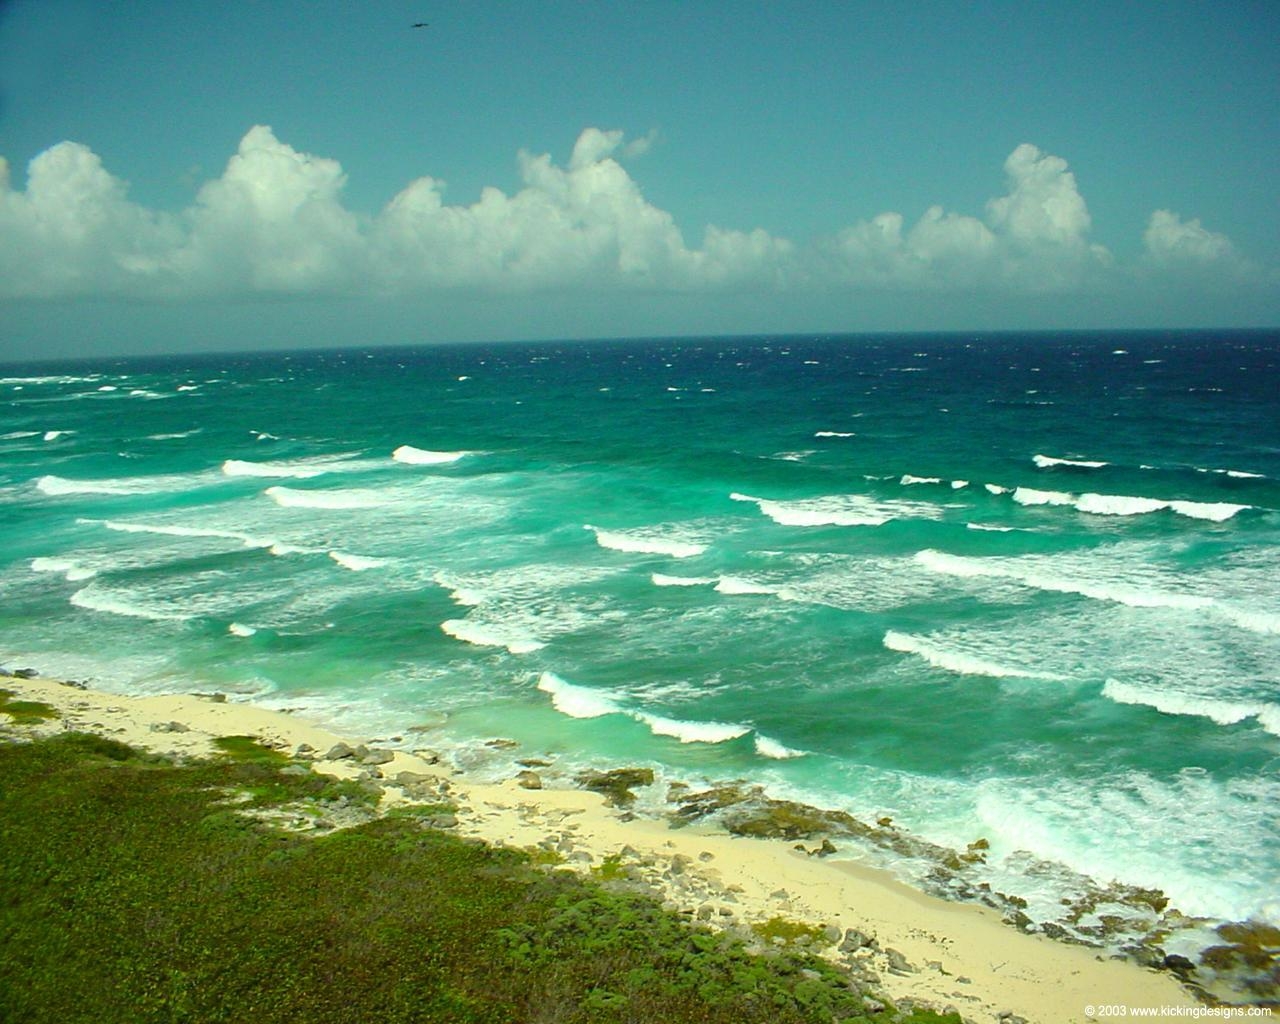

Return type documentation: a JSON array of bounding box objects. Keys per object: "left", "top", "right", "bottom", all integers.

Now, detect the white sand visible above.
[{"left": 2, "top": 673, "right": 1199, "bottom": 1023}]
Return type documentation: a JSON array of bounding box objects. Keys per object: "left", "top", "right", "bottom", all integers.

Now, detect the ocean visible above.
[{"left": 2, "top": 329, "right": 1277, "bottom": 957}]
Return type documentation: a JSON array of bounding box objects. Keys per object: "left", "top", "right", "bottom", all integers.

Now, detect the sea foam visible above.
[
  {"left": 266, "top": 486, "right": 382, "bottom": 510},
  {"left": 1033, "top": 454, "right": 1108, "bottom": 469},
  {"left": 884, "top": 630, "right": 1064, "bottom": 681},
  {"left": 391, "top": 445, "right": 469, "bottom": 465},
  {"left": 30, "top": 556, "right": 97, "bottom": 581},
  {"left": 442, "top": 619, "right": 545, "bottom": 655},
  {"left": 536, "top": 672, "right": 624, "bottom": 718},
  {"left": 651, "top": 573, "right": 716, "bottom": 587},
  {"left": 328, "top": 551, "right": 388, "bottom": 572},
  {"left": 587, "top": 526, "right": 706, "bottom": 559},
  {"left": 1102, "top": 679, "right": 1280, "bottom": 735}
]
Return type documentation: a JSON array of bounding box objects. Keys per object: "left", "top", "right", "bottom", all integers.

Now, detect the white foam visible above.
[
  {"left": 1103, "top": 679, "right": 1279, "bottom": 733},
  {"left": 536, "top": 672, "right": 623, "bottom": 718},
  {"left": 222, "top": 458, "right": 366, "bottom": 481},
  {"left": 391, "top": 445, "right": 469, "bottom": 465},
  {"left": 731, "top": 492, "right": 942, "bottom": 528},
  {"left": 37, "top": 475, "right": 138, "bottom": 496},
  {"left": 70, "top": 586, "right": 190, "bottom": 622},
  {"left": 951, "top": 480, "right": 969, "bottom": 489},
  {"left": 1033, "top": 454, "right": 1108, "bottom": 469},
  {"left": 1224, "top": 469, "right": 1265, "bottom": 479},
  {"left": 1012, "top": 486, "right": 1075, "bottom": 507},
  {"left": 884, "top": 630, "right": 1064, "bottom": 680},
  {"left": 146, "top": 430, "right": 202, "bottom": 440},
  {"left": 1013, "top": 484, "right": 1250, "bottom": 522},
  {"left": 814, "top": 430, "right": 855, "bottom": 438},
  {"left": 984, "top": 483, "right": 1010, "bottom": 495},
  {"left": 30, "top": 556, "right": 97, "bottom": 581},
  {"left": 587, "top": 526, "right": 706, "bottom": 559},
  {"left": 754, "top": 734, "right": 808, "bottom": 759},
  {"left": 966, "top": 523, "right": 1015, "bottom": 532},
  {"left": 651, "top": 573, "right": 716, "bottom": 587},
  {"left": 714, "top": 576, "right": 778, "bottom": 596},
  {"left": 43, "top": 430, "right": 72, "bottom": 441},
  {"left": 634, "top": 711, "right": 749, "bottom": 744},
  {"left": 228, "top": 622, "right": 257, "bottom": 637},
  {"left": 327, "top": 551, "right": 388, "bottom": 572},
  {"left": 97, "top": 385, "right": 118, "bottom": 392},
  {"left": 176, "top": 385, "right": 198, "bottom": 392},
  {"left": 1167, "top": 500, "right": 1250, "bottom": 522},
  {"left": 265, "top": 485, "right": 382, "bottom": 510},
  {"left": 901, "top": 474, "right": 943, "bottom": 486},
  {"left": 441, "top": 619, "right": 545, "bottom": 654},
  {"left": 1076, "top": 493, "right": 1170, "bottom": 516},
  {"left": 1, "top": 430, "right": 40, "bottom": 439},
  {"left": 98, "top": 519, "right": 259, "bottom": 545}
]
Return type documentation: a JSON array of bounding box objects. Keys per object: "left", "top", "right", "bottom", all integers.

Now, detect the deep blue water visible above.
[{"left": 2, "top": 329, "right": 1277, "bottom": 944}]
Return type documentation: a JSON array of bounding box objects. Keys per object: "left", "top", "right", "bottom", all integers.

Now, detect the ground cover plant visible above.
[{"left": 0, "top": 731, "right": 961, "bottom": 1024}]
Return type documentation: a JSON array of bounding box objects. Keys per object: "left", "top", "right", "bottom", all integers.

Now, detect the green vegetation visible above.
[
  {"left": 752, "top": 916, "right": 831, "bottom": 947},
  {"left": 210, "top": 733, "right": 291, "bottom": 765},
  {"left": 0, "top": 732, "right": 962, "bottom": 1023},
  {"left": 0, "top": 687, "right": 59, "bottom": 724}
]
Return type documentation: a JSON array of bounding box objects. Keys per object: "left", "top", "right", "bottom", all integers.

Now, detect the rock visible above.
[
  {"left": 884, "top": 947, "right": 915, "bottom": 973},
  {"left": 815, "top": 838, "right": 838, "bottom": 857},
  {"left": 411, "top": 749, "right": 441, "bottom": 764},
  {"left": 840, "top": 928, "right": 875, "bottom": 953},
  {"left": 516, "top": 770, "right": 542, "bottom": 790},
  {"left": 295, "top": 742, "right": 315, "bottom": 755},
  {"left": 876, "top": 816, "right": 893, "bottom": 828},
  {"left": 13, "top": 668, "right": 39, "bottom": 679},
  {"left": 149, "top": 720, "right": 190, "bottom": 733},
  {"left": 669, "top": 854, "right": 691, "bottom": 875},
  {"left": 863, "top": 998, "right": 886, "bottom": 1013},
  {"left": 361, "top": 748, "right": 395, "bottom": 766},
  {"left": 697, "top": 904, "right": 714, "bottom": 921},
  {"left": 210, "top": 692, "right": 227, "bottom": 703},
  {"left": 431, "top": 813, "right": 458, "bottom": 829},
  {"left": 698, "top": 850, "right": 714, "bottom": 862},
  {"left": 485, "top": 738, "right": 518, "bottom": 750},
  {"left": 822, "top": 924, "right": 842, "bottom": 944},
  {"left": 517, "top": 758, "right": 551, "bottom": 767},
  {"left": 576, "top": 767, "right": 655, "bottom": 806},
  {"left": 324, "top": 742, "right": 357, "bottom": 760},
  {"left": 280, "top": 764, "right": 311, "bottom": 776},
  {"left": 1162, "top": 953, "right": 1196, "bottom": 976},
  {"left": 394, "top": 770, "right": 434, "bottom": 786}
]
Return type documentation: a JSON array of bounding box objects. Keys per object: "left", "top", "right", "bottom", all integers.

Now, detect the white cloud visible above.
[
  {"left": 822, "top": 142, "right": 1111, "bottom": 291},
  {"left": 1143, "top": 209, "right": 1236, "bottom": 266},
  {"left": 0, "top": 127, "right": 1263, "bottom": 304}
]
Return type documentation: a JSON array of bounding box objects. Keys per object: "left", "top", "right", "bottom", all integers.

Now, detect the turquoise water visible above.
[{"left": 2, "top": 330, "right": 1278, "bottom": 940}]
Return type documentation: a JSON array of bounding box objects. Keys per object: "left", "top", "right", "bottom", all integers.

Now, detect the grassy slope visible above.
[{"left": 0, "top": 731, "right": 960, "bottom": 1024}]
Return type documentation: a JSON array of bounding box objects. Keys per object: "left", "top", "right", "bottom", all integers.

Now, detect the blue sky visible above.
[{"left": 1, "top": 0, "right": 1277, "bottom": 358}]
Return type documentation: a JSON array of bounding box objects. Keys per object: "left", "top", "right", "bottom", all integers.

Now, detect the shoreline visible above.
[{"left": 0, "top": 669, "right": 1205, "bottom": 1023}]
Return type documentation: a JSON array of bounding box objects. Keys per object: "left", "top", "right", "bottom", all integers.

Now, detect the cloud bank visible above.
[{"left": 0, "top": 126, "right": 1264, "bottom": 302}]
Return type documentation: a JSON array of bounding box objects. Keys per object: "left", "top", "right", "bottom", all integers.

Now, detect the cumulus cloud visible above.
[
  {"left": 0, "top": 126, "right": 1261, "bottom": 303},
  {"left": 821, "top": 142, "right": 1114, "bottom": 291}
]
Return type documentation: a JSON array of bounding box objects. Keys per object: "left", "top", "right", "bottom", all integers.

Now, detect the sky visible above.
[{"left": 1, "top": 0, "right": 1277, "bottom": 360}]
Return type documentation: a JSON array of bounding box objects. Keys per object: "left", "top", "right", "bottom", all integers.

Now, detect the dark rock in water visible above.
[
  {"left": 576, "top": 767, "right": 655, "bottom": 806},
  {"left": 1163, "top": 953, "right": 1197, "bottom": 976},
  {"left": 13, "top": 668, "right": 39, "bottom": 679},
  {"left": 516, "top": 770, "right": 542, "bottom": 790},
  {"left": 485, "top": 738, "right": 518, "bottom": 750}
]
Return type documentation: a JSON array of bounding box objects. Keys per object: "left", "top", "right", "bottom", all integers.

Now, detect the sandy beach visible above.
[{"left": 1, "top": 671, "right": 1202, "bottom": 1024}]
